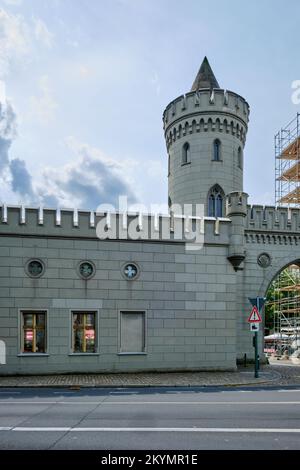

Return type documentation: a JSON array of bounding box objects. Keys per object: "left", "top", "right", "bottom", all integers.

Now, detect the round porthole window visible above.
[
  {"left": 26, "top": 259, "right": 45, "bottom": 278},
  {"left": 78, "top": 261, "right": 95, "bottom": 280},
  {"left": 122, "top": 262, "right": 139, "bottom": 280},
  {"left": 257, "top": 253, "right": 271, "bottom": 268}
]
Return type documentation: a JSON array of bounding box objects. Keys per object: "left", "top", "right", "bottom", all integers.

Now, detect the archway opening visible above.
[{"left": 264, "top": 262, "right": 300, "bottom": 361}]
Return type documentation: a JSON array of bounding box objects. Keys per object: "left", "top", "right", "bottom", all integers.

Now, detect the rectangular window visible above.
[
  {"left": 120, "top": 311, "right": 146, "bottom": 353},
  {"left": 72, "top": 311, "right": 97, "bottom": 353},
  {"left": 21, "top": 311, "right": 47, "bottom": 353}
]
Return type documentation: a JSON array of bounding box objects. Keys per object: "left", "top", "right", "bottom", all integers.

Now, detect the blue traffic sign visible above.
[{"left": 248, "top": 297, "right": 266, "bottom": 312}]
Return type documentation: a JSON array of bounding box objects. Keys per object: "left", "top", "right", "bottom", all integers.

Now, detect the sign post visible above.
[{"left": 248, "top": 297, "right": 265, "bottom": 378}]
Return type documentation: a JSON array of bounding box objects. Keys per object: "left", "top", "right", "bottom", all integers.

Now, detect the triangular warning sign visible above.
[{"left": 247, "top": 306, "right": 262, "bottom": 323}]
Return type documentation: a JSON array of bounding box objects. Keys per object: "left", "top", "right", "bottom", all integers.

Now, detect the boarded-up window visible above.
[{"left": 120, "top": 311, "right": 146, "bottom": 353}]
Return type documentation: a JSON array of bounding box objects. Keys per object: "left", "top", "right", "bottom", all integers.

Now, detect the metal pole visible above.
[
  {"left": 254, "top": 331, "right": 259, "bottom": 378},
  {"left": 254, "top": 297, "right": 259, "bottom": 378}
]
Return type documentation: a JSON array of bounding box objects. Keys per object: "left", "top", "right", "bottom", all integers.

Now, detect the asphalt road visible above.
[{"left": 0, "top": 386, "right": 300, "bottom": 450}]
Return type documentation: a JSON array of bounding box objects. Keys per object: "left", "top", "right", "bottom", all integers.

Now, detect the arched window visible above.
[
  {"left": 213, "top": 139, "right": 221, "bottom": 161},
  {"left": 207, "top": 185, "right": 224, "bottom": 217},
  {"left": 237, "top": 147, "right": 243, "bottom": 169},
  {"left": 182, "top": 142, "right": 190, "bottom": 165}
]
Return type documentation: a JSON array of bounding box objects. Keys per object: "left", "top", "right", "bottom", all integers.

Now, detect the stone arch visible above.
[
  {"left": 223, "top": 118, "right": 228, "bottom": 133},
  {"left": 192, "top": 119, "right": 197, "bottom": 133},
  {"left": 178, "top": 124, "right": 182, "bottom": 138},
  {"left": 257, "top": 253, "right": 300, "bottom": 298},
  {"left": 184, "top": 121, "right": 189, "bottom": 136},
  {"left": 173, "top": 127, "right": 177, "bottom": 141}
]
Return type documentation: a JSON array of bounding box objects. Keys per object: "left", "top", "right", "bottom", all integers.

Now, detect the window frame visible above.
[
  {"left": 69, "top": 309, "right": 99, "bottom": 356},
  {"left": 118, "top": 309, "right": 147, "bottom": 355},
  {"left": 207, "top": 185, "right": 224, "bottom": 218},
  {"left": 212, "top": 139, "right": 222, "bottom": 162},
  {"left": 181, "top": 142, "right": 191, "bottom": 166},
  {"left": 25, "top": 258, "right": 45, "bottom": 279},
  {"left": 18, "top": 309, "right": 48, "bottom": 356}
]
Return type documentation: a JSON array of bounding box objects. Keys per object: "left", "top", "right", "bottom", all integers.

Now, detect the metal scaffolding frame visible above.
[
  {"left": 265, "top": 264, "right": 300, "bottom": 356},
  {"left": 275, "top": 113, "right": 300, "bottom": 206}
]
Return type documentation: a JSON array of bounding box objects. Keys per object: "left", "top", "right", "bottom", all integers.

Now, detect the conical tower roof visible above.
[{"left": 190, "top": 57, "right": 220, "bottom": 91}]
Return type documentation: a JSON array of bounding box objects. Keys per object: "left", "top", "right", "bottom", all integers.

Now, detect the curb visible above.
[{"left": 0, "top": 374, "right": 281, "bottom": 389}]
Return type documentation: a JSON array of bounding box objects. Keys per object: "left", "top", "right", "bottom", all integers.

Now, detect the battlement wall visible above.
[
  {"left": 163, "top": 89, "right": 249, "bottom": 149},
  {"left": 246, "top": 205, "right": 300, "bottom": 232},
  {"left": 0, "top": 205, "right": 232, "bottom": 245}
]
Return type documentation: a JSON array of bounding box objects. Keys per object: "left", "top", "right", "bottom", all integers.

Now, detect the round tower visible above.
[{"left": 163, "top": 57, "right": 250, "bottom": 217}]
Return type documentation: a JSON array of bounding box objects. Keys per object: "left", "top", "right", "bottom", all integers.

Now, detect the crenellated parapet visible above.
[
  {"left": 0, "top": 205, "right": 232, "bottom": 245},
  {"left": 246, "top": 205, "right": 300, "bottom": 233},
  {"left": 163, "top": 89, "right": 250, "bottom": 149}
]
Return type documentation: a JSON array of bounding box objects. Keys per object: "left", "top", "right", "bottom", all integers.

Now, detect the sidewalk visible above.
[{"left": 0, "top": 367, "right": 280, "bottom": 388}]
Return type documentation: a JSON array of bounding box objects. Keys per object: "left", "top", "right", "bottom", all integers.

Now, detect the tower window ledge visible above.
[
  {"left": 211, "top": 159, "right": 223, "bottom": 162},
  {"left": 181, "top": 161, "right": 191, "bottom": 167}
]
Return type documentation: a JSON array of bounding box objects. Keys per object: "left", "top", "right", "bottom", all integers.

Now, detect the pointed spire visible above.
[{"left": 190, "top": 57, "right": 220, "bottom": 92}]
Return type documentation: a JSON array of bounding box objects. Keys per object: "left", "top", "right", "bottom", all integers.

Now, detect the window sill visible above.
[
  {"left": 181, "top": 162, "right": 191, "bottom": 167},
  {"left": 68, "top": 353, "right": 99, "bottom": 356},
  {"left": 18, "top": 353, "right": 49, "bottom": 357},
  {"left": 118, "top": 352, "right": 147, "bottom": 356},
  {"left": 211, "top": 159, "right": 223, "bottom": 162}
]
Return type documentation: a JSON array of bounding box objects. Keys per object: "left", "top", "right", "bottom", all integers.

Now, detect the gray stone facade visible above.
[{"left": 1, "top": 58, "right": 300, "bottom": 375}]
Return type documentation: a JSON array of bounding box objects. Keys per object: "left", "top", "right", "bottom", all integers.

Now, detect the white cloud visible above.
[
  {"left": 2, "top": 0, "right": 23, "bottom": 5},
  {"left": 0, "top": 97, "right": 138, "bottom": 208},
  {"left": 0, "top": 7, "right": 30, "bottom": 77},
  {"left": 38, "top": 137, "right": 137, "bottom": 208},
  {"left": 29, "top": 75, "right": 58, "bottom": 124},
  {"left": 33, "top": 17, "right": 54, "bottom": 49}
]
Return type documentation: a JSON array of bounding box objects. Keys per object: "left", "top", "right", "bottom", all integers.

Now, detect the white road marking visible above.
[
  {"left": 0, "top": 427, "right": 299, "bottom": 433},
  {"left": 0, "top": 401, "right": 300, "bottom": 405},
  {"left": 277, "top": 390, "right": 300, "bottom": 393}
]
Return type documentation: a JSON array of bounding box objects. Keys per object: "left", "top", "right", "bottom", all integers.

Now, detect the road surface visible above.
[{"left": 0, "top": 386, "right": 300, "bottom": 449}]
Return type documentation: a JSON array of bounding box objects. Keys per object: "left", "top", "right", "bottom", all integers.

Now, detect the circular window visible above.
[
  {"left": 122, "top": 262, "right": 139, "bottom": 280},
  {"left": 257, "top": 253, "right": 271, "bottom": 268},
  {"left": 26, "top": 259, "right": 45, "bottom": 278},
  {"left": 78, "top": 261, "right": 95, "bottom": 280}
]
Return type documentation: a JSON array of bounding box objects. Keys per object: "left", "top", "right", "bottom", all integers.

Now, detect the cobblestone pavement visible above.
[
  {"left": 1, "top": 362, "right": 300, "bottom": 388},
  {"left": 264, "top": 361, "right": 300, "bottom": 385},
  {"left": 0, "top": 368, "right": 280, "bottom": 388}
]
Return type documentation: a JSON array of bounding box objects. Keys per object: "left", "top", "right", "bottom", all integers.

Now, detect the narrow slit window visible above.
[
  {"left": 213, "top": 139, "right": 221, "bottom": 161},
  {"left": 238, "top": 147, "right": 243, "bottom": 169},
  {"left": 182, "top": 142, "right": 190, "bottom": 164}
]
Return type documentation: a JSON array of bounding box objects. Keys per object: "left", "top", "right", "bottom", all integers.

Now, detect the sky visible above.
[{"left": 0, "top": 0, "right": 300, "bottom": 211}]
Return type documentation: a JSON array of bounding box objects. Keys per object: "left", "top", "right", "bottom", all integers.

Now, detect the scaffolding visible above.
[
  {"left": 275, "top": 113, "right": 300, "bottom": 206},
  {"left": 265, "top": 264, "right": 300, "bottom": 356}
]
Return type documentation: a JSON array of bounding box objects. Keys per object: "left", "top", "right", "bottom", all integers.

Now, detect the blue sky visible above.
[{"left": 0, "top": 0, "right": 300, "bottom": 210}]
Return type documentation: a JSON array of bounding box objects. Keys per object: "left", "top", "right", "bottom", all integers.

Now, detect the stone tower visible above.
[{"left": 163, "top": 57, "right": 250, "bottom": 217}]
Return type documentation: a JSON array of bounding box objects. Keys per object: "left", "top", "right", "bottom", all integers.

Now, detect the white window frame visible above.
[
  {"left": 69, "top": 309, "right": 99, "bottom": 356},
  {"left": 18, "top": 309, "right": 49, "bottom": 356},
  {"left": 118, "top": 309, "right": 147, "bottom": 355}
]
